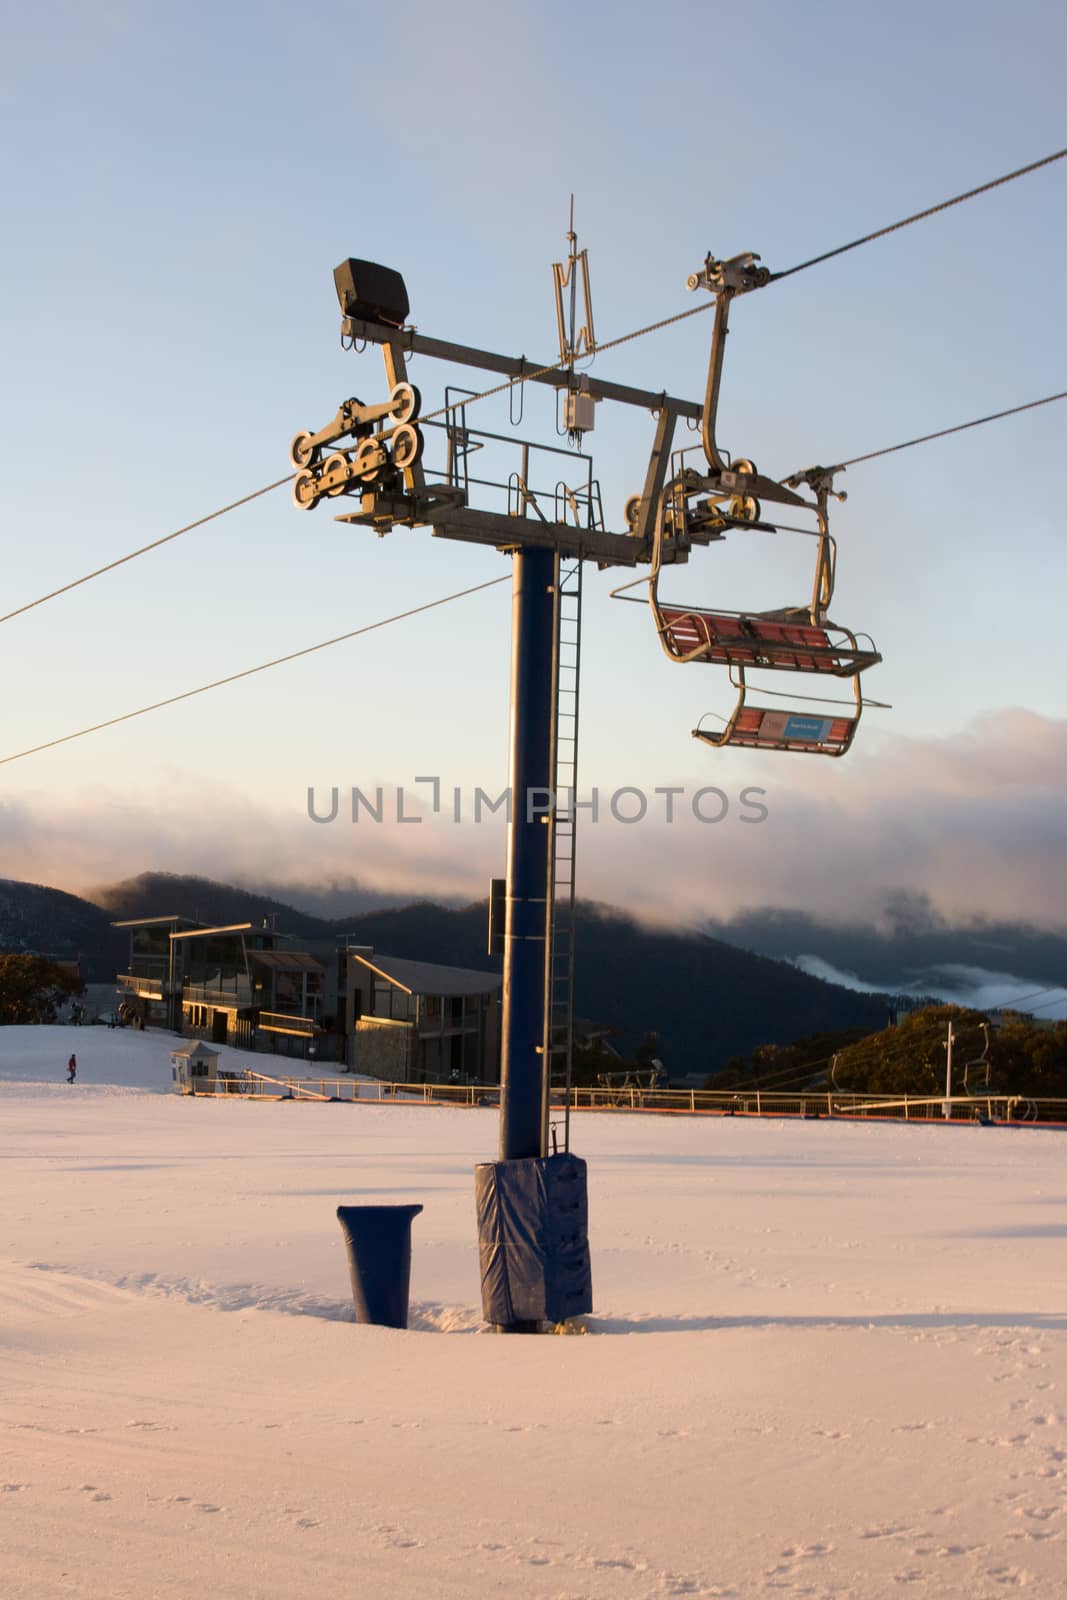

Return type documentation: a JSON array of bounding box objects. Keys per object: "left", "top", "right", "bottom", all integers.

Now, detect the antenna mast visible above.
[{"left": 552, "top": 196, "right": 597, "bottom": 444}]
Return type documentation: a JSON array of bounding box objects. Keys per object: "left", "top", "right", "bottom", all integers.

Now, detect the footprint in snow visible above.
[{"left": 986, "top": 1564, "right": 1034, "bottom": 1587}]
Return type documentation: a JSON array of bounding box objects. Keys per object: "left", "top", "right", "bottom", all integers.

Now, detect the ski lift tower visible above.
[{"left": 289, "top": 233, "right": 882, "bottom": 1330}]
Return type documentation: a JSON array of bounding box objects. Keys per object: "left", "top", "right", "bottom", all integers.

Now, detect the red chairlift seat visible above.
[
  {"left": 694, "top": 703, "right": 859, "bottom": 757},
  {"left": 656, "top": 606, "right": 881, "bottom": 676},
  {"left": 692, "top": 660, "right": 872, "bottom": 758}
]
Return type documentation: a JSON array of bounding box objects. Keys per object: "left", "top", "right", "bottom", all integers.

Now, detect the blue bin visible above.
[{"left": 336, "top": 1204, "right": 423, "bottom": 1329}]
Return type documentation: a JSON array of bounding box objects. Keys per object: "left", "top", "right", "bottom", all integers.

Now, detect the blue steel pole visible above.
[{"left": 499, "top": 546, "right": 556, "bottom": 1161}]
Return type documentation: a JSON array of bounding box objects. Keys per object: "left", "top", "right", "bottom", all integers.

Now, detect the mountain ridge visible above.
[{"left": 0, "top": 871, "right": 903, "bottom": 1074}]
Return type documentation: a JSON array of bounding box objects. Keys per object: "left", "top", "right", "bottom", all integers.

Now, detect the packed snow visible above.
[{"left": 3, "top": 1025, "right": 1067, "bottom": 1599}]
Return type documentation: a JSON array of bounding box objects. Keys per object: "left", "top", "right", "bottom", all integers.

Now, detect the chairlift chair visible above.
[
  {"left": 652, "top": 465, "right": 882, "bottom": 755},
  {"left": 617, "top": 250, "right": 885, "bottom": 756},
  {"left": 650, "top": 457, "right": 879, "bottom": 670},
  {"left": 692, "top": 670, "right": 864, "bottom": 758}
]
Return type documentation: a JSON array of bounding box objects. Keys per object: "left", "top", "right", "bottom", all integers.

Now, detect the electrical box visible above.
[
  {"left": 563, "top": 390, "right": 596, "bottom": 433},
  {"left": 487, "top": 876, "right": 506, "bottom": 956}
]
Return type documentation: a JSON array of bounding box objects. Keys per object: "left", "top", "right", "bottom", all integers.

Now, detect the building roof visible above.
[
  {"left": 250, "top": 950, "right": 324, "bottom": 972},
  {"left": 111, "top": 914, "right": 201, "bottom": 929},
  {"left": 171, "top": 1040, "right": 220, "bottom": 1059},
  {"left": 169, "top": 923, "right": 257, "bottom": 941},
  {"left": 354, "top": 952, "right": 501, "bottom": 997}
]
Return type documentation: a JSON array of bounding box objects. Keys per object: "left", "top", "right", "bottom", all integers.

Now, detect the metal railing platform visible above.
[{"left": 177, "top": 1073, "right": 1067, "bottom": 1124}]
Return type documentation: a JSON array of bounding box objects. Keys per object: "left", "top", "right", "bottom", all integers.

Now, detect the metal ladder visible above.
[{"left": 544, "top": 555, "right": 583, "bottom": 1154}]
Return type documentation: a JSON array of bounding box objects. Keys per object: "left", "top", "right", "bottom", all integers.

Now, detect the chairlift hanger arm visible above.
[
  {"left": 686, "top": 252, "right": 809, "bottom": 510},
  {"left": 633, "top": 402, "right": 680, "bottom": 545},
  {"left": 686, "top": 255, "right": 767, "bottom": 474}
]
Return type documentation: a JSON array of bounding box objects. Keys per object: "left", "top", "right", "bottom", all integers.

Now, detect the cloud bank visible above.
[{"left": 1, "top": 709, "right": 1064, "bottom": 931}]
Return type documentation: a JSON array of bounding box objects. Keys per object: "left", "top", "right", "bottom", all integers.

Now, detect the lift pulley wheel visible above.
[
  {"left": 323, "top": 452, "right": 352, "bottom": 497},
  {"left": 730, "top": 495, "right": 761, "bottom": 523},
  {"left": 727, "top": 458, "right": 761, "bottom": 523},
  {"left": 624, "top": 493, "right": 642, "bottom": 534},
  {"left": 290, "top": 432, "right": 318, "bottom": 469},
  {"left": 390, "top": 423, "right": 424, "bottom": 471},
  {"left": 354, "top": 437, "right": 387, "bottom": 481},
  {"left": 389, "top": 381, "right": 421, "bottom": 425},
  {"left": 293, "top": 471, "right": 321, "bottom": 511}
]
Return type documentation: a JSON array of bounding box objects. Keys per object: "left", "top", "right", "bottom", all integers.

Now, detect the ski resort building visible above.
[
  {"left": 114, "top": 916, "right": 502, "bottom": 1082},
  {"left": 340, "top": 948, "right": 501, "bottom": 1083}
]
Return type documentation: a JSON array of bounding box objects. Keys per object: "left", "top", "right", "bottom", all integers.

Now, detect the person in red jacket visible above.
[{"left": 67, "top": 1054, "right": 77, "bottom": 1084}]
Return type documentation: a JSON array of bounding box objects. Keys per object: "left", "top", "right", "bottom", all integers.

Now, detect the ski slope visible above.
[{"left": 3, "top": 1026, "right": 1067, "bottom": 1599}]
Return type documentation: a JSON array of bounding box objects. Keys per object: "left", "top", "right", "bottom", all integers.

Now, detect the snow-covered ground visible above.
[{"left": 3, "top": 1026, "right": 1067, "bottom": 1599}]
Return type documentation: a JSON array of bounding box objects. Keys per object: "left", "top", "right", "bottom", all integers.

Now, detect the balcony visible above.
[
  {"left": 258, "top": 1011, "right": 317, "bottom": 1037},
  {"left": 117, "top": 973, "right": 164, "bottom": 1001},
  {"left": 184, "top": 983, "right": 252, "bottom": 1009}
]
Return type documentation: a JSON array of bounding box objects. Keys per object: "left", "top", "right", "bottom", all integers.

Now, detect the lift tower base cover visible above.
[{"left": 475, "top": 1153, "right": 592, "bottom": 1329}]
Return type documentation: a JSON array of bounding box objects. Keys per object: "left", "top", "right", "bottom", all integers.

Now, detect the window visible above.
[{"left": 392, "top": 991, "right": 414, "bottom": 1022}]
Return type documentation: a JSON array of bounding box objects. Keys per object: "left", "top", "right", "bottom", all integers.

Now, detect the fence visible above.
[{"left": 182, "top": 1072, "right": 1067, "bottom": 1124}]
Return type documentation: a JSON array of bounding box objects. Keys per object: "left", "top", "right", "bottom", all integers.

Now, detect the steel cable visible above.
[
  {"left": 0, "top": 475, "right": 295, "bottom": 627},
  {"left": 0, "top": 575, "right": 509, "bottom": 767},
  {"left": 4, "top": 147, "right": 1063, "bottom": 626},
  {"left": 771, "top": 147, "right": 1067, "bottom": 282}
]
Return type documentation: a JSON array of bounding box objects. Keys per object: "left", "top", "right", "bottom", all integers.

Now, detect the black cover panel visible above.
[
  {"left": 475, "top": 1153, "right": 592, "bottom": 1325},
  {"left": 333, "top": 258, "right": 410, "bottom": 328}
]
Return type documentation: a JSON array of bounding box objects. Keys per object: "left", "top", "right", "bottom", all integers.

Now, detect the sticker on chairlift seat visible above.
[{"left": 761, "top": 711, "right": 833, "bottom": 743}]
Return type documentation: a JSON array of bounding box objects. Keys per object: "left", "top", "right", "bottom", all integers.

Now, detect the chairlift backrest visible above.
[{"left": 657, "top": 606, "right": 880, "bottom": 675}]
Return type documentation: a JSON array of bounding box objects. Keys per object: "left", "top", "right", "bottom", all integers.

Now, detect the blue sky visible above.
[{"left": 1, "top": 0, "right": 1065, "bottom": 927}]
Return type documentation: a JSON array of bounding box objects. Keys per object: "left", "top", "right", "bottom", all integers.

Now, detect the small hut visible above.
[{"left": 171, "top": 1040, "right": 220, "bottom": 1093}]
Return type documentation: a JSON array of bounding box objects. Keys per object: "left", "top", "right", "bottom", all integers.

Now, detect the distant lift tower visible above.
[{"left": 289, "top": 234, "right": 883, "bottom": 1329}]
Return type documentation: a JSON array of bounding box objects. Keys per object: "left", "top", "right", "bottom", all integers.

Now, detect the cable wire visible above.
[
  {"left": 415, "top": 151, "right": 1067, "bottom": 424},
  {"left": 1029, "top": 994, "right": 1067, "bottom": 1016},
  {"left": 834, "top": 389, "right": 1067, "bottom": 469},
  {"left": 0, "top": 575, "right": 509, "bottom": 767},
  {"left": 414, "top": 301, "right": 718, "bottom": 429},
  {"left": 991, "top": 985, "right": 1066, "bottom": 1012},
  {"left": 417, "top": 147, "right": 1067, "bottom": 431},
  {"left": 0, "top": 475, "right": 295, "bottom": 628},
  {"left": 0, "top": 303, "right": 722, "bottom": 632},
  {"left": 7, "top": 147, "right": 1064, "bottom": 629},
  {"left": 771, "top": 147, "right": 1067, "bottom": 282}
]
